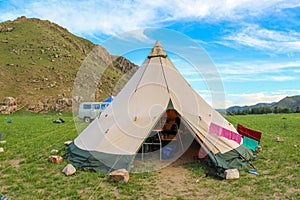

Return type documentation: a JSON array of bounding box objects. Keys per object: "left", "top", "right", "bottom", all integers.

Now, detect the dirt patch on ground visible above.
[
  {"left": 133, "top": 140, "right": 214, "bottom": 199},
  {"left": 0, "top": 158, "right": 24, "bottom": 169},
  {"left": 153, "top": 164, "right": 207, "bottom": 199}
]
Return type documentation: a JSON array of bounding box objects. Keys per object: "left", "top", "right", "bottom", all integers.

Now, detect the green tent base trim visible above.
[
  {"left": 66, "top": 142, "right": 134, "bottom": 173},
  {"left": 207, "top": 145, "right": 257, "bottom": 170},
  {"left": 67, "top": 142, "right": 257, "bottom": 173}
]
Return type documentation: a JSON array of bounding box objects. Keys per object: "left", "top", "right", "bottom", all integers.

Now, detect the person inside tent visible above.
[{"left": 161, "top": 109, "right": 180, "bottom": 139}]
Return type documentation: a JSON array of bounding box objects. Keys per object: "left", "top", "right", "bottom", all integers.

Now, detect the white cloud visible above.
[
  {"left": 219, "top": 75, "right": 297, "bottom": 82},
  {"left": 222, "top": 24, "right": 300, "bottom": 52},
  {"left": 227, "top": 92, "right": 286, "bottom": 107},
  {"left": 226, "top": 89, "right": 300, "bottom": 107},
  {"left": 1, "top": 0, "right": 158, "bottom": 36},
  {"left": 164, "top": 0, "right": 300, "bottom": 22},
  {"left": 197, "top": 90, "right": 300, "bottom": 109},
  {"left": 272, "top": 89, "right": 300, "bottom": 94},
  {"left": 178, "top": 59, "right": 299, "bottom": 83},
  {"left": 198, "top": 90, "right": 299, "bottom": 108},
  {"left": 217, "top": 60, "right": 300, "bottom": 75},
  {"left": 1, "top": 0, "right": 299, "bottom": 37},
  {"left": 270, "top": 76, "right": 296, "bottom": 81},
  {"left": 117, "top": 29, "right": 152, "bottom": 43},
  {"left": 32, "top": 1, "right": 156, "bottom": 36}
]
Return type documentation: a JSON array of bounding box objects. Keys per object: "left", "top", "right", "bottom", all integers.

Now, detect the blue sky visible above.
[{"left": 1, "top": 0, "right": 300, "bottom": 108}]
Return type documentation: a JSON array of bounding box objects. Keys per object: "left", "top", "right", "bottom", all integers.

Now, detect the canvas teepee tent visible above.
[{"left": 67, "top": 41, "right": 255, "bottom": 172}]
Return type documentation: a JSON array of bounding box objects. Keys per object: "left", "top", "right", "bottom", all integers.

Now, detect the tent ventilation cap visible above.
[{"left": 148, "top": 41, "right": 167, "bottom": 58}]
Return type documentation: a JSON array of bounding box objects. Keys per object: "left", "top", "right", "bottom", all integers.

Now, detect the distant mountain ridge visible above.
[
  {"left": 227, "top": 102, "right": 276, "bottom": 113},
  {"left": 0, "top": 16, "right": 137, "bottom": 112},
  {"left": 227, "top": 95, "right": 300, "bottom": 114}
]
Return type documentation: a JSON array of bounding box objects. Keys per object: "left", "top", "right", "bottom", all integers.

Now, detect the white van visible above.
[{"left": 78, "top": 102, "right": 110, "bottom": 122}]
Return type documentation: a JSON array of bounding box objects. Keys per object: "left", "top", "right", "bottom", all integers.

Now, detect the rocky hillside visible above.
[{"left": 0, "top": 16, "right": 137, "bottom": 113}]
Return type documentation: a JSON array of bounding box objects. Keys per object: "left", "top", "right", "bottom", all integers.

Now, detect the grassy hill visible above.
[
  {"left": 274, "top": 95, "right": 300, "bottom": 111},
  {"left": 0, "top": 16, "right": 137, "bottom": 112}
]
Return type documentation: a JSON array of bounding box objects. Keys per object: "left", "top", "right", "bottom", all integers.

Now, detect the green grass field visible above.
[{"left": 0, "top": 112, "right": 299, "bottom": 199}]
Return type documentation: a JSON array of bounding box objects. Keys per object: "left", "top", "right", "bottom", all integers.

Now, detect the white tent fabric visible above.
[{"left": 74, "top": 41, "right": 242, "bottom": 156}]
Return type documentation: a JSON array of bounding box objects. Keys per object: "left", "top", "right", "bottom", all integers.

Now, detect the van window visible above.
[
  {"left": 101, "top": 104, "right": 108, "bottom": 109},
  {"left": 83, "top": 104, "right": 91, "bottom": 109},
  {"left": 94, "top": 104, "right": 100, "bottom": 109}
]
